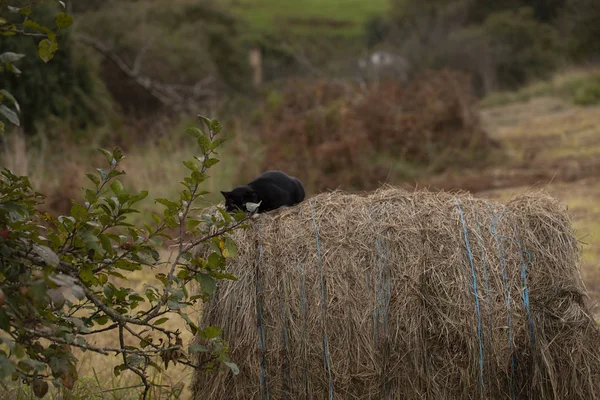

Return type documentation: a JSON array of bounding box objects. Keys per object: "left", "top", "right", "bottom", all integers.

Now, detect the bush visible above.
[
  {"left": 1, "top": 5, "right": 246, "bottom": 398},
  {"left": 0, "top": 2, "right": 114, "bottom": 136},
  {"left": 254, "top": 70, "right": 492, "bottom": 193},
  {"left": 382, "top": 1, "right": 562, "bottom": 93},
  {"left": 561, "top": 0, "right": 600, "bottom": 61},
  {"left": 0, "top": 116, "right": 246, "bottom": 398},
  {"left": 76, "top": 0, "right": 250, "bottom": 115}
]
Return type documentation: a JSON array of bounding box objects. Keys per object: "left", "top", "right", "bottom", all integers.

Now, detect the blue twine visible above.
[
  {"left": 475, "top": 210, "right": 493, "bottom": 387},
  {"left": 375, "top": 237, "right": 383, "bottom": 347},
  {"left": 513, "top": 223, "right": 536, "bottom": 346},
  {"left": 456, "top": 199, "right": 485, "bottom": 391},
  {"left": 487, "top": 205, "right": 516, "bottom": 400},
  {"left": 382, "top": 240, "right": 390, "bottom": 339},
  {"left": 281, "top": 284, "right": 290, "bottom": 398},
  {"left": 374, "top": 236, "right": 390, "bottom": 347},
  {"left": 487, "top": 213, "right": 537, "bottom": 347},
  {"left": 296, "top": 249, "right": 309, "bottom": 398},
  {"left": 309, "top": 200, "right": 334, "bottom": 400},
  {"left": 256, "top": 224, "right": 270, "bottom": 400}
]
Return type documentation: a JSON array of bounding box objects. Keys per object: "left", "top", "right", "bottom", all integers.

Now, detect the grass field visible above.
[
  {"left": 219, "top": 0, "right": 389, "bottom": 38},
  {"left": 477, "top": 85, "right": 600, "bottom": 311}
]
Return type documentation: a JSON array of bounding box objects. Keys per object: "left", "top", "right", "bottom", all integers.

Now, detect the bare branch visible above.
[
  {"left": 0, "top": 27, "right": 47, "bottom": 38},
  {"left": 75, "top": 34, "right": 216, "bottom": 112}
]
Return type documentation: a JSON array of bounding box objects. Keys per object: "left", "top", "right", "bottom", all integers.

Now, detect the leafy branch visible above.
[
  {"left": 0, "top": 1, "right": 73, "bottom": 132},
  {"left": 0, "top": 115, "right": 247, "bottom": 398}
]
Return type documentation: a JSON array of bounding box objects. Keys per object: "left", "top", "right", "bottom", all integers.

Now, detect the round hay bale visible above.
[{"left": 191, "top": 187, "right": 600, "bottom": 399}]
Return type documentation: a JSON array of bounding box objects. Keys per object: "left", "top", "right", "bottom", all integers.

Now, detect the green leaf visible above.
[
  {"left": 0, "top": 310, "right": 9, "bottom": 331},
  {"left": 0, "top": 89, "right": 20, "bottom": 113},
  {"left": 107, "top": 169, "right": 125, "bottom": 179},
  {"left": 167, "top": 300, "right": 185, "bottom": 310},
  {"left": 183, "top": 160, "right": 199, "bottom": 172},
  {"left": 79, "top": 230, "right": 103, "bottom": 254},
  {"left": 185, "top": 127, "right": 203, "bottom": 138},
  {"left": 112, "top": 147, "right": 124, "bottom": 162},
  {"left": 113, "top": 364, "right": 127, "bottom": 377},
  {"left": 110, "top": 180, "right": 124, "bottom": 195},
  {"left": 55, "top": 12, "right": 73, "bottom": 29},
  {"left": 94, "top": 315, "right": 108, "bottom": 326},
  {"left": 154, "top": 317, "right": 169, "bottom": 325},
  {"left": 114, "top": 260, "right": 142, "bottom": 271},
  {"left": 0, "top": 25, "right": 17, "bottom": 36},
  {"left": 186, "top": 219, "right": 201, "bottom": 231},
  {"left": 85, "top": 189, "right": 98, "bottom": 204},
  {"left": 99, "top": 234, "right": 113, "bottom": 256},
  {"left": 197, "top": 273, "right": 216, "bottom": 296},
  {"left": 155, "top": 198, "right": 179, "bottom": 209},
  {"left": 97, "top": 273, "right": 108, "bottom": 285},
  {"left": 0, "top": 355, "right": 16, "bottom": 379},
  {"left": 23, "top": 20, "right": 53, "bottom": 35},
  {"left": 210, "top": 119, "right": 222, "bottom": 134},
  {"left": 201, "top": 326, "right": 222, "bottom": 340},
  {"left": 224, "top": 361, "right": 239, "bottom": 375},
  {"left": 197, "top": 135, "right": 211, "bottom": 154},
  {"left": 0, "top": 105, "right": 19, "bottom": 126},
  {"left": 79, "top": 265, "right": 94, "bottom": 283},
  {"left": 98, "top": 148, "right": 114, "bottom": 165},
  {"left": 197, "top": 114, "right": 212, "bottom": 128},
  {"left": 129, "top": 191, "right": 148, "bottom": 205},
  {"left": 204, "top": 158, "right": 220, "bottom": 168},
  {"left": 70, "top": 203, "right": 88, "bottom": 220},
  {"left": 188, "top": 344, "right": 209, "bottom": 353},
  {"left": 223, "top": 237, "right": 238, "bottom": 259},
  {"left": 210, "top": 138, "right": 227, "bottom": 151},
  {"left": 86, "top": 173, "right": 100, "bottom": 187},
  {"left": 38, "top": 39, "right": 58, "bottom": 63},
  {"left": 33, "top": 244, "right": 59, "bottom": 267},
  {"left": 19, "top": 6, "right": 32, "bottom": 16},
  {"left": 0, "top": 122, "right": 4, "bottom": 134}
]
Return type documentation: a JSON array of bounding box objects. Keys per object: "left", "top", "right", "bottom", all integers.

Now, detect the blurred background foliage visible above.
[{"left": 1, "top": 0, "right": 599, "bottom": 217}]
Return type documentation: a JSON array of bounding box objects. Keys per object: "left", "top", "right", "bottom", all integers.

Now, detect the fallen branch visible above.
[{"left": 76, "top": 34, "right": 215, "bottom": 111}]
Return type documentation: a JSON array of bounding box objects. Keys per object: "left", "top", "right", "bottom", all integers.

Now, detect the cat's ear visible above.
[{"left": 220, "top": 191, "right": 230, "bottom": 198}]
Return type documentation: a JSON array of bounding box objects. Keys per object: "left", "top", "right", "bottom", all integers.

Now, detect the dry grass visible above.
[
  {"left": 192, "top": 187, "right": 600, "bottom": 399},
  {"left": 0, "top": 126, "right": 242, "bottom": 220}
]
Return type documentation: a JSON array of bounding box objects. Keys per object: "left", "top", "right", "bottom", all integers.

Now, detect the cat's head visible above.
[{"left": 221, "top": 186, "right": 259, "bottom": 212}]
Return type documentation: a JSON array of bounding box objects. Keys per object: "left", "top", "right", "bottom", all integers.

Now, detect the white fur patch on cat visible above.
[{"left": 245, "top": 201, "right": 262, "bottom": 213}]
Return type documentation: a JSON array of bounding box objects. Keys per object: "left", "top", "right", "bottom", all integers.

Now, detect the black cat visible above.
[{"left": 221, "top": 171, "right": 305, "bottom": 213}]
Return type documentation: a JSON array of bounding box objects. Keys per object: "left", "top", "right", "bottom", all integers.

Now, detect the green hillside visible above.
[{"left": 220, "top": 0, "right": 389, "bottom": 38}]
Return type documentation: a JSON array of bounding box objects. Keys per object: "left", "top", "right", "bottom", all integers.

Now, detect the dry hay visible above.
[{"left": 191, "top": 187, "right": 600, "bottom": 399}]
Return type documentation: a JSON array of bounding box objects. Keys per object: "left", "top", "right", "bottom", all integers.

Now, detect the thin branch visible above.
[
  {"left": 0, "top": 27, "right": 47, "bottom": 37},
  {"left": 78, "top": 323, "right": 119, "bottom": 335},
  {"left": 120, "top": 325, "right": 151, "bottom": 399},
  {"left": 75, "top": 34, "right": 215, "bottom": 112},
  {"left": 132, "top": 37, "right": 154, "bottom": 75},
  {"left": 21, "top": 327, "right": 181, "bottom": 356},
  {"left": 76, "top": 34, "right": 179, "bottom": 110}
]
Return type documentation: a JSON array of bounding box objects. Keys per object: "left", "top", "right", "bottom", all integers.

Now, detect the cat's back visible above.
[
  {"left": 250, "top": 170, "right": 305, "bottom": 202},
  {"left": 251, "top": 170, "right": 294, "bottom": 187}
]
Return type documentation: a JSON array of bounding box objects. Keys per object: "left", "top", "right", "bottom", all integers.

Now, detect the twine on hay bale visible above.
[{"left": 191, "top": 187, "right": 600, "bottom": 400}]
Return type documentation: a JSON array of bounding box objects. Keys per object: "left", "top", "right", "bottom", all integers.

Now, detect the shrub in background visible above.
[
  {"left": 255, "top": 70, "right": 492, "bottom": 194},
  {"left": 0, "top": 2, "right": 114, "bottom": 136}
]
